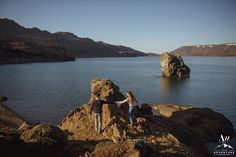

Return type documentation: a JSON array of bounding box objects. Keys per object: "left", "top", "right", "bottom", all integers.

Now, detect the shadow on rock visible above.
[{"left": 154, "top": 104, "right": 235, "bottom": 156}]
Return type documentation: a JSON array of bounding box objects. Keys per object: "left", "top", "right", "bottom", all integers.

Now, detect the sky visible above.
[{"left": 0, "top": 0, "right": 236, "bottom": 53}]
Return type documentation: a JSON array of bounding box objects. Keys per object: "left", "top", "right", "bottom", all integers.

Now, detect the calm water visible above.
[{"left": 0, "top": 57, "right": 236, "bottom": 132}]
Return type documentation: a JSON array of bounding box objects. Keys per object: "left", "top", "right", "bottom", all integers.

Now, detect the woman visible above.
[{"left": 116, "top": 91, "right": 140, "bottom": 125}]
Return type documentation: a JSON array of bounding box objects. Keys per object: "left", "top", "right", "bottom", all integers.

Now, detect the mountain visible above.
[
  {"left": 171, "top": 43, "right": 236, "bottom": 56},
  {"left": 0, "top": 18, "right": 146, "bottom": 64}
]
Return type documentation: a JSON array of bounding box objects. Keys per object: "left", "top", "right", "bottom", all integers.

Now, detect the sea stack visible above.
[{"left": 160, "top": 52, "right": 191, "bottom": 78}]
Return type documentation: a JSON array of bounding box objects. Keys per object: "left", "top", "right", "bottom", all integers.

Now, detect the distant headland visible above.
[
  {"left": 0, "top": 18, "right": 146, "bottom": 64},
  {"left": 171, "top": 43, "right": 236, "bottom": 56}
]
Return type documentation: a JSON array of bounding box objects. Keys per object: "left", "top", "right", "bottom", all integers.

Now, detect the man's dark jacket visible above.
[{"left": 90, "top": 100, "right": 111, "bottom": 114}]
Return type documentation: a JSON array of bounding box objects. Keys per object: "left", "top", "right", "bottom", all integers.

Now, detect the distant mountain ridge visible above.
[
  {"left": 171, "top": 43, "right": 236, "bottom": 56},
  {"left": 0, "top": 18, "right": 146, "bottom": 64}
]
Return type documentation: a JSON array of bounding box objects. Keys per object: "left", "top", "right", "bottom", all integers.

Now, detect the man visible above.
[{"left": 90, "top": 94, "right": 111, "bottom": 133}]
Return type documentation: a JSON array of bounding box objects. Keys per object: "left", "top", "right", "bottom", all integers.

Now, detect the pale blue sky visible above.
[{"left": 0, "top": 0, "right": 236, "bottom": 53}]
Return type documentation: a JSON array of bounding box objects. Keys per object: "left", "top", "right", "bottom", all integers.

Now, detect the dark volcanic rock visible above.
[
  {"left": 160, "top": 52, "right": 190, "bottom": 78},
  {"left": 20, "top": 124, "right": 66, "bottom": 146},
  {"left": 152, "top": 104, "right": 235, "bottom": 155},
  {"left": 155, "top": 104, "right": 235, "bottom": 142}
]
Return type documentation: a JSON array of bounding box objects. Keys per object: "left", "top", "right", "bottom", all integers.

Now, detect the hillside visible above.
[
  {"left": 171, "top": 43, "right": 236, "bottom": 56},
  {"left": 0, "top": 18, "right": 146, "bottom": 64}
]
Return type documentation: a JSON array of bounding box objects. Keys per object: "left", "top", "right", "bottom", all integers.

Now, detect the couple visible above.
[{"left": 90, "top": 91, "right": 140, "bottom": 133}]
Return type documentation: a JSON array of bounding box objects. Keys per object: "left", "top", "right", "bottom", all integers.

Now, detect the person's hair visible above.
[
  {"left": 127, "top": 91, "right": 136, "bottom": 103},
  {"left": 95, "top": 93, "right": 100, "bottom": 98}
]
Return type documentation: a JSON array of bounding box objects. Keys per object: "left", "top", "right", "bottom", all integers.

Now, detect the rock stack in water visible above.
[{"left": 160, "top": 52, "right": 190, "bottom": 78}]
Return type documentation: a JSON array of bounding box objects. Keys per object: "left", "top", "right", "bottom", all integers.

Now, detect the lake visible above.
[{"left": 0, "top": 56, "right": 236, "bottom": 133}]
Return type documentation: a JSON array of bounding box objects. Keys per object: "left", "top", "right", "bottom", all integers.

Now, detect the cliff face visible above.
[
  {"left": 171, "top": 43, "right": 236, "bottom": 56},
  {"left": 0, "top": 79, "right": 235, "bottom": 157},
  {"left": 0, "top": 18, "right": 146, "bottom": 64}
]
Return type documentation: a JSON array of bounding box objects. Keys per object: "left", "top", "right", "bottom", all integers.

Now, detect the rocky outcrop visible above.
[
  {"left": 90, "top": 79, "right": 125, "bottom": 102},
  {"left": 59, "top": 79, "right": 219, "bottom": 157},
  {"left": 160, "top": 52, "right": 190, "bottom": 78},
  {"left": 0, "top": 97, "right": 67, "bottom": 157},
  {"left": 59, "top": 79, "right": 128, "bottom": 142},
  {"left": 153, "top": 104, "right": 235, "bottom": 143},
  {"left": 20, "top": 124, "right": 66, "bottom": 146},
  {"left": 0, "top": 96, "right": 25, "bottom": 129},
  {"left": 0, "top": 124, "right": 67, "bottom": 157},
  {"left": 1, "top": 80, "right": 235, "bottom": 157}
]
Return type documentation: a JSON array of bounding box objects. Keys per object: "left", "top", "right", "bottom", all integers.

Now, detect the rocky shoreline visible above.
[{"left": 0, "top": 79, "right": 235, "bottom": 157}]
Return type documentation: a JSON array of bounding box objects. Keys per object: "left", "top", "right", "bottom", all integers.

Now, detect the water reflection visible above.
[{"left": 160, "top": 77, "right": 190, "bottom": 104}]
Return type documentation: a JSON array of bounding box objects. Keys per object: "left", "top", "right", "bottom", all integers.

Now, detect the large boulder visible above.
[
  {"left": 153, "top": 104, "right": 235, "bottom": 142},
  {"left": 90, "top": 79, "right": 125, "bottom": 102},
  {"left": 20, "top": 124, "right": 66, "bottom": 146},
  {"left": 160, "top": 52, "right": 190, "bottom": 78}
]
